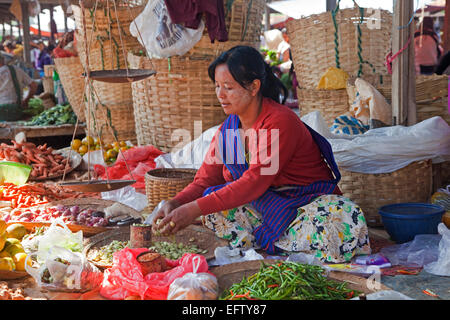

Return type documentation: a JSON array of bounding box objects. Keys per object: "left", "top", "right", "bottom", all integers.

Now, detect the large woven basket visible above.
[
  {"left": 287, "top": 7, "right": 392, "bottom": 89},
  {"left": 128, "top": 52, "right": 226, "bottom": 152},
  {"left": 338, "top": 160, "right": 433, "bottom": 227},
  {"left": 376, "top": 74, "right": 449, "bottom": 125},
  {"left": 297, "top": 88, "right": 350, "bottom": 125},
  {"left": 54, "top": 56, "right": 86, "bottom": 122},
  {"left": 186, "top": 0, "right": 265, "bottom": 58},
  {"left": 42, "top": 76, "right": 54, "bottom": 94},
  {"left": 145, "top": 168, "right": 197, "bottom": 212},
  {"left": 72, "top": 3, "right": 144, "bottom": 34},
  {"left": 84, "top": 101, "right": 137, "bottom": 144}
]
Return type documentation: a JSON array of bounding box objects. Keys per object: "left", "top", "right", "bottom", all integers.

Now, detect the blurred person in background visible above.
[
  {"left": 0, "top": 53, "right": 38, "bottom": 121},
  {"left": 414, "top": 16, "right": 443, "bottom": 75},
  {"left": 36, "top": 41, "right": 52, "bottom": 78}
]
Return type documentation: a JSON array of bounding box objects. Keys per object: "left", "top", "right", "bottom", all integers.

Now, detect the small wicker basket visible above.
[
  {"left": 145, "top": 168, "right": 197, "bottom": 212},
  {"left": 338, "top": 160, "right": 433, "bottom": 227}
]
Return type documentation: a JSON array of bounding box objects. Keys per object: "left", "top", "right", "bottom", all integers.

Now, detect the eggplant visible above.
[
  {"left": 92, "top": 211, "right": 105, "bottom": 218},
  {"left": 109, "top": 214, "right": 130, "bottom": 223},
  {"left": 116, "top": 217, "right": 142, "bottom": 226}
]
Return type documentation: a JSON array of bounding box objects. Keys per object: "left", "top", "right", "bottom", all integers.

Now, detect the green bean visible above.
[{"left": 221, "top": 261, "right": 359, "bottom": 300}]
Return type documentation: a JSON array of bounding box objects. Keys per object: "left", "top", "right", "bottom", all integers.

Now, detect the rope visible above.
[
  {"left": 331, "top": 2, "right": 340, "bottom": 69},
  {"left": 356, "top": 7, "right": 377, "bottom": 77}
]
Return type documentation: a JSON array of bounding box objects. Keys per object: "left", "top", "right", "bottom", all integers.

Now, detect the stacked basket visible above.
[
  {"left": 129, "top": 0, "right": 265, "bottom": 153},
  {"left": 287, "top": 7, "right": 392, "bottom": 126},
  {"left": 53, "top": 56, "right": 86, "bottom": 122},
  {"left": 72, "top": 2, "right": 145, "bottom": 144}
]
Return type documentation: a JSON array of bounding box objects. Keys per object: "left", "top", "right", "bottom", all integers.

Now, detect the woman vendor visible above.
[{"left": 152, "top": 46, "right": 370, "bottom": 263}]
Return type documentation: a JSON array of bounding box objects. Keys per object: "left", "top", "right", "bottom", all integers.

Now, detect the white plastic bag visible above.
[
  {"left": 167, "top": 256, "right": 218, "bottom": 300},
  {"left": 155, "top": 125, "right": 219, "bottom": 170},
  {"left": 424, "top": 223, "right": 450, "bottom": 276},
  {"left": 209, "top": 246, "right": 264, "bottom": 266},
  {"left": 36, "top": 219, "right": 83, "bottom": 263},
  {"left": 327, "top": 116, "right": 450, "bottom": 174},
  {"left": 130, "top": 0, "right": 204, "bottom": 58},
  {"left": 101, "top": 185, "right": 148, "bottom": 211},
  {"left": 25, "top": 246, "right": 103, "bottom": 292}
]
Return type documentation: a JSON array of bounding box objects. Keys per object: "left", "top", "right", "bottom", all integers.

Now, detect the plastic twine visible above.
[{"left": 385, "top": 35, "right": 412, "bottom": 75}]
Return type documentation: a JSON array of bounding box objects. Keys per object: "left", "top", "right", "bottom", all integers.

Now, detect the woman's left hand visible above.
[{"left": 156, "top": 200, "right": 202, "bottom": 236}]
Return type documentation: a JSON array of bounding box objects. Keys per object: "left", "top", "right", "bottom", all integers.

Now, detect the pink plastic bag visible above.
[
  {"left": 94, "top": 145, "right": 164, "bottom": 192},
  {"left": 99, "top": 248, "right": 209, "bottom": 300}
]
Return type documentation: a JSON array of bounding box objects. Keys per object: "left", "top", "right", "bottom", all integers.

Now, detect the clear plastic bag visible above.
[
  {"left": 25, "top": 246, "right": 103, "bottom": 292},
  {"left": 424, "top": 223, "right": 450, "bottom": 276},
  {"left": 380, "top": 234, "right": 441, "bottom": 267},
  {"left": 167, "top": 256, "right": 218, "bottom": 300}
]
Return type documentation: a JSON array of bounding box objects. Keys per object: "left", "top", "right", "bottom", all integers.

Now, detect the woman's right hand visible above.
[{"left": 151, "top": 199, "right": 181, "bottom": 234}]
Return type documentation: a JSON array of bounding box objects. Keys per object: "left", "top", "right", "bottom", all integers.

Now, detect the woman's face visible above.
[{"left": 214, "top": 64, "right": 257, "bottom": 116}]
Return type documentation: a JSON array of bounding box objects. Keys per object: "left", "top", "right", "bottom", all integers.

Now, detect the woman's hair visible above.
[{"left": 208, "top": 45, "right": 288, "bottom": 104}]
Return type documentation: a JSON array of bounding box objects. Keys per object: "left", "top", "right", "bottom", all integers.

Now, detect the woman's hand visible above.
[
  {"left": 155, "top": 201, "right": 202, "bottom": 236},
  {"left": 151, "top": 199, "right": 181, "bottom": 234}
]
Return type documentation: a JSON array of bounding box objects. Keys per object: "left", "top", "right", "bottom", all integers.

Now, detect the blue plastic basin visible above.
[{"left": 378, "top": 203, "right": 445, "bottom": 243}]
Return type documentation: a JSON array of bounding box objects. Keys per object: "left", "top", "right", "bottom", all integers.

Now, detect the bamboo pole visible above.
[{"left": 391, "top": 0, "right": 417, "bottom": 126}]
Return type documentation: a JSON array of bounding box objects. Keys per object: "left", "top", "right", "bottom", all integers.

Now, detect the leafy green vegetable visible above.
[
  {"left": 24, "top": 104, "right": 77, "bottom": 126},
  {"left": 23, "top": 98, "right": 45, "bottom": 116}
]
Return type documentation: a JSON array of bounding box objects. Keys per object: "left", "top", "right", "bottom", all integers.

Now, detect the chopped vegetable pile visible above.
[
  {"left": 148, "top": 241, "right": 207, "bottom": 260},
  {"left": 89, "top": 240, "right": 130, "bottom": 265},
  {"left": 221, "top": 261, "right": 359, "bottom": 300}
]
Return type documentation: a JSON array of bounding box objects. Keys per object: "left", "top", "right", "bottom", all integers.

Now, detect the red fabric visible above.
[
  {"left": 174, "top": 98, "right": 340, "bottom": 215},
  {"left": 94, "top": 145, "right": 164, "bottom": 192},
  {"left": 164, "top": 0, "right": 228, "bottom": 43},
  {"left": 100, "top": 248, "right": 210, "bottom": 300}
]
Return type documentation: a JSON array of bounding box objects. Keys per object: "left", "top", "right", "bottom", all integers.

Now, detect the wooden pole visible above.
[
  {"left": 20, "top": 0, "right": 31, "bottom": 64},
  {"left": 49, "top": 5, "right": 54, "bottom": 42},
  {"left": 37, "top": 12, "right": 41, "bottom": 39},
  {"left": 444, "top": 0, "right": 450, "bottom": 52},
  {"left": 17, "top": 20, "right": 21, "bottom": 40},
  {"left": 264, "top": 1, "right": 270, "bottom": 31},
  {"left": 391, "top": 0, "right": 417, "bottom": 126}
]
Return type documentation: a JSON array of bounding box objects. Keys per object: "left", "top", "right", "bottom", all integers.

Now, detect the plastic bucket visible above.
[{"left": 378, "top": 203, "right": 445, "bottom": 243}]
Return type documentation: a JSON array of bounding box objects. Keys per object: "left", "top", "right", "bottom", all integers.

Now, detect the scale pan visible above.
[
  {"left": 85, "top": 69, "right": 156, "bottom": 83},
  {"left": 60, "top": 180, "right": 136, "bottom": 192}
]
